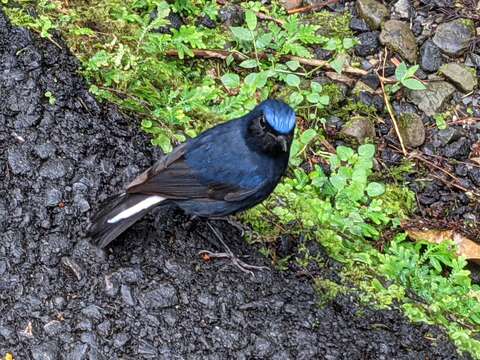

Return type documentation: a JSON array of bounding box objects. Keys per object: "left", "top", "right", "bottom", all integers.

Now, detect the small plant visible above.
[
  {"left": 391, "top": 62, "right": 426, "bottom": 93},
  {"left": 44, "top": 91, "right": 56, "bottom": 105},
  {"left": 433, "top": 113, "right": 448, "bottom": 130}
]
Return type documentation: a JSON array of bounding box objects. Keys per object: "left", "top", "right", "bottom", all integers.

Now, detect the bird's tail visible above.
[{"left": 88, "top": 193, "right": 166, "bottom": 248}]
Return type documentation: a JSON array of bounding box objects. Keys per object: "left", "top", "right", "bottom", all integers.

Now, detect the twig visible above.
[
  {"left": 165, "top": 49, "right": 396, "bottom": 82},
  {"left": 447, "top": 117, "right": 480, "bottom": 126},
  {"left": 256, "top": 12, "right": 284, "bottom": 26},
  {"left": 287, "top": 0, "right": 339, "bottom": 14},
  {"left": 376, "top": 48, "right": 407, "bottom": 156}
]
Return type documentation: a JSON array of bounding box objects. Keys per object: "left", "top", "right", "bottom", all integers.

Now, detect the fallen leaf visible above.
[{"left": 406, "top": 228, "right": 480, "bottom": 264}]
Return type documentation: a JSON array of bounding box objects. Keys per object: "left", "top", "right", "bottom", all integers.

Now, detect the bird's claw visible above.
[{"left": 198, "top": 250, "right": 269, "bottom": 277}]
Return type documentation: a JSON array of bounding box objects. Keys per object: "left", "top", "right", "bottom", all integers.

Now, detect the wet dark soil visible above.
[{"left": 0, "top": 9, "right": 468, "bottom": 359}]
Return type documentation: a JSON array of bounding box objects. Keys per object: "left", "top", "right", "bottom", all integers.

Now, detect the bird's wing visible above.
[{"left": 126, "top": 140, "right": 265, "bottom": 202}]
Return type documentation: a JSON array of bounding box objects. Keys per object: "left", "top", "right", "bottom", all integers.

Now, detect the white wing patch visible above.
[{"left": 107, "top": 195, "right": 165, "bottom": 224}]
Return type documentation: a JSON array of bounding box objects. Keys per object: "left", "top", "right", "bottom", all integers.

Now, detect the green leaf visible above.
[
  {"left": 141, "top": 119, "right": 153, "bottom": 128},
  {"left": 318, "top": 95, "right": 330, "bottom": 105},
  {"left": 330, "top": 174, "right": 347, "bottom": 191},
  {"left": 256, "top": 33, "right": 273, "bottom": 49},
  {"left": 220, "top": 73, "right": 240, "bottom": 89},
  {"left": 306, "top": 93, "right": 320, "bottom": 103},
  {"left": 336, "top": 146, "right": 354, "bottom": 161},
  {"left": 401, "top": 78, "right": 426, "bottom": 90},
  {"left": 152, "top": 133, "right": 172, "bottom": 153},
  {"left": 230, "top": 27, "right": 253, "bottom": 41},
  {"left": 342, "top": 38, "right": 355, "bottom": 49},
  {"left": 310, "top": 81, "right": 322, "bottom": 93},
  {"left": 395, "top": 62, "right": 408, "bottom": 81},
  {"left": 285, "top": 74, "right": 301, "bottom": 87},
  {"left": 245, "top": 10, "right": 257, "bottom": 31},
  {"left": 366, "top": 182, "right": 385, "bottom": 197},
  {"left": 286, "top": 60, "right": 300, "bottom": 71},
  {"left": 300, "top": 129, "right": 317, "bottom": 144},
  {"left": 289, "top": 91, "right": 304, "bottom": 106},
  {"left": 239, "top": 59, "right": 258, "bottom": 68},
  {"left": 245, "top": 72, "right": 258, "bottom": 86},
  {"left": 330, "top": 55, "right": 345, "bottom": 74},
  {"left": 358, "top": 144, "right": 375, "bottom": 159},
  {"left": 323, "top": 38, "right": 338, "bottom": 51},
  {"left": 405, "top": 64, "right": 419, "bottom": 78}
]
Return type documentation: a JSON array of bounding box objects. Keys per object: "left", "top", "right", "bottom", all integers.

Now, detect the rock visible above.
[
  {"left": 420, "top": 40, "right": 443, "bottom": 73},
  {"left": 196, "top": 16, "right": 216, "bottom": 29},
  {"left": 31, "top": 342, "right": 58, "bottom": 360},
  {"left": 439, "top": 63, "right": 477, "bottom": 93},
  {"left": 356, "top": 0, "right": 389, "bottom": 30},
  {"left": 436, "top": 127, "right": 460, "bottom": 146},
  {"left": 280, "top": 0, "right": 302, "bottom": 10},
  {"left": 8, "top": 148, "right": 32, "bottom": 175},
  {"left": 393, "top": 0, "right": 411, "bottom": 19},
  {"left": 34, "top": 143, "right": 56, "bottom": 160},
  {"left": 432, "top": 19, "right": 475, "bottom": 56},
  {"left": 113, "top": 333, "right": 130, "bottom": 348},
  {"left": 465, "top": 53, "right": 480, "bottom": 69},
  {"left": 355, "top": 31, "right": 380, "bottom": 57},
  {"left": 407, "top": 81, "right": 455, "bottom": 116},
  {"left": 380, "top": 20, "right": 418, "bottom": 63},
  {"left": 39, "top": 159, "right": 66, "bottom": 179},
  {"left": 144, "top": 283, "right": 178, "bottom": 309},
  {"left": 398, "top": 113, "right": 425, "bottom": 147},
  {"left": 349, "top": 17, "right": 370, "bottom": 33},
  {"left": 468, "top": 167, "right": 480, "bottom": 186},
  {"left": 81, "top": 305, "right": 104, "bottom": 321},
  {"left": 443, "top": 138, "right": 470, "bottom": 160},
  {"left": 361, "top": 73, "right": 380, "bottom": 90},
  {"left": 218, "top": 5, "right": 245, "bottom": 26},
  {"left": 153, "top": 12, "right": 183, "bottom": 34},
  {"left": 45, "top": 188, "right": 62, "bottom": 207},
  {"left": 340, "top": 116, "right": 376, "bottom": 143}
]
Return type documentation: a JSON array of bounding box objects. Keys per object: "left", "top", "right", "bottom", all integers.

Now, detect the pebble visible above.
[
  {"left": 355, "top": 31, "right": 380, "bottom": 57},
  {"left": 432, "top": 18, "right": 475, "bottom": 56},
  {"left": 349, "top": 17, "right": 370, "bottom": 33},
  {"left": 39, "top": 159, "right": 66, "bottom": 179},
  {"left": 407, "top": 81, "right": 455, "bottom": 116},
  {"left": 380, "top": 20, "right": 418, "bottom": 63},
  {"left": 393, "top": 0, "right": 411, "bottom": 19},
  {"left": 34, "top": 143, "right": 56, "bottom": 159},
  {"left": 45, "top": 188, "right": 62, "bottom": 207},
  {"left": 439, "top": 63, "right": 478, "bottom": 93},
  {"left": 443, "top": 138, "right": 470, "bottom": 160},
  {"left": 144, "top": 283, "right": 178, "bottom": 309},
  {"left": 420, "top": 40, "right": 443, "bottom": 73},
  {"left": 218, "top": 5, "right": 245, "bottom": 26},
  {"left": 8, "top": 148, "right": 32, "bottom": 175},
  {"left": 356, "top": 0, "right": 389, "bottom": 30}
]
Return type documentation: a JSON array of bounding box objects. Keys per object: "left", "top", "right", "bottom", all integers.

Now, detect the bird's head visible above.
[{"left": 247, "top": 99, "right": 296, "bottom": 156}]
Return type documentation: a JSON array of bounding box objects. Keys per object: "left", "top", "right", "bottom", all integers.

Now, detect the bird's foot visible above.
[
  {"left": 199, "top": 250, "right": 269, "bottom": 277},
  {"left": 210, "top": 216, "right": 248, "bottom": 237}
]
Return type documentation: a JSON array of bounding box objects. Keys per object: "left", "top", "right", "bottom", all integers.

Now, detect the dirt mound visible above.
[{"left": 0, "top": 10, "right": 465, "bottom": 359}]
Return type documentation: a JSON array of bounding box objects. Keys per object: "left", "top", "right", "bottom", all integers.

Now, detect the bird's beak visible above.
[{"left": 277, "top": 135, "right": 288, "bottom": 152}]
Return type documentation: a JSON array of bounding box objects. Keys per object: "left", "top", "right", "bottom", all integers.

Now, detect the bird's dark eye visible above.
[{"left": 259, "top": 115, "right": 266, "bottom": 128}]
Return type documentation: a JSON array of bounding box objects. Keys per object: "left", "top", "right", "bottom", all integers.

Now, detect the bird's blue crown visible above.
[{"left": 256, "top": 99, "right": 296, "bottom": 134}]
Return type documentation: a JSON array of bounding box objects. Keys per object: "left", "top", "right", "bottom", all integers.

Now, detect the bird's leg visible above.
[
  {"left": 198, "top": 222, "right": 269, "bottom": 276},
  {"left": 208, "top": 216, "right": 248, "bottom": 237}
]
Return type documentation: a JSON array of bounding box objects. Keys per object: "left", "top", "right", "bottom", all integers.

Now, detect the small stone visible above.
[
  {"left": 436, "top": 127, "right": 461, "bottom": 146},
  {"left": 34, "top": 143, "right": 56, "bottom": 159},
  {"left": 44, "top": 320, "right": 63, "bottom": 336},
  {"left": 8, "top": 148, "right": 32, "bottom": 175},
  {"left": 455, "top": 163, "right": 469, "bottom": 177},
  {"left": 380, "top": 20, "right": 418, "bottom": 63},
  {"left": 407, "top": 81, "right": 455, "bottom": 116},
  {"left": 143, "top": 283, "right": 178, "bottom": 309},
  {"left": 397, "top": 113, "right": 425, "bottom": 147},
  {"left": 279, "top": 0, "right": 302, "bottom": 10},
  {"left": 432, "top": 18, "right": 475, "bottom": 56},
  {"left": 465, "top": 53, "right": 480, "bottom": 69},
  {"left": 218, "top": 5, "right": 244, "bottom": 26},
  {"left": 45, "top": 189, "right": 62, "bottom": 207},
  {"left": 121, "top": 284, "right": 135, "bottom": 306},
  {"left": 439, "top": 63, "right": 477, "bottom": 93},
  {"left": 361, "top": 73, "right": 380, "bottom": 90},
  {"left": 39, "top": 159, "right": 66, "bottom": 179},
  {"left": 349, "top": 17, "right": 370, "bottom": 33},
  {"left": 153, "top": 12, "right": 183, "bottom": 34},
  {"left": 393, "top": 0, "right": 411, "bottom": 19},
  {"left": 196, "top": 16, "right": 216, "bottom": 29},
  {"left": 62, "top": 256, "right": 83, "bottom": 281},
  {"left": 31, "top": 342, "right": 58, "bottom": 360},
  {"left": 443, "top": 138, "right": 470, "bottom": 160},
  {"left": 113, "top": 333, "right": 130, "bottom": 348},
  {"left": 340, "top": 116, "right": 376, "bottom": 143},
  {"left": 420, "top": 40, "right": 443, "bottom": 73},
  {"left": 67, "top": 343, "right": 87, "bottom": 360},
  {"left": 356, "top": 0, "right": 389, "bottom": 30},
  {"left": 468, "top": 166, "right": 480, "bottom": 186},
  {"left": 355, "top": 31, "right": 380, "bottom": 57},
  {"left": 81, "top": 305, "right": 104, "bottom": 321},
  {"left": 74, "top": 195, "right": 90, "bottom": 213}
]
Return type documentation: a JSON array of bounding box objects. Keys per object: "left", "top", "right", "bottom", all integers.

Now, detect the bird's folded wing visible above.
[{"left": 126, "top": 144, "right": 262, "bottom": 202}]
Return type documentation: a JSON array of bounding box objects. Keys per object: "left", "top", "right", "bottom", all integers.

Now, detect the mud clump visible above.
[{"left": 0, "top": 10, "right": 465, "bottom": 359}]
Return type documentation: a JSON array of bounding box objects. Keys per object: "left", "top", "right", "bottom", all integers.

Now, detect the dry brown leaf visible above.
[{"left": 406, "top": 229, "right": 480, "bottom": 263}]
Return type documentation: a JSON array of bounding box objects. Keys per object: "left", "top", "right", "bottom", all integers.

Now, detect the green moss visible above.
[
  {"left": 314, "top": 278, "right": 347, "bottom": 307},
  {"left": 307, "top": 10, "right": 353, "bottom": 38}
]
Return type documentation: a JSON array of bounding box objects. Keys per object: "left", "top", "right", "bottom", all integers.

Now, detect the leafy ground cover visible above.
[{"left": 4, "top": 0, "right": 480, "bottom": 358}]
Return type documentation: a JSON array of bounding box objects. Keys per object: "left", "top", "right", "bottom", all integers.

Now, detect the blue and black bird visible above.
[{"left": 89, "top": 99, "right": 295, "bottom": 268}]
